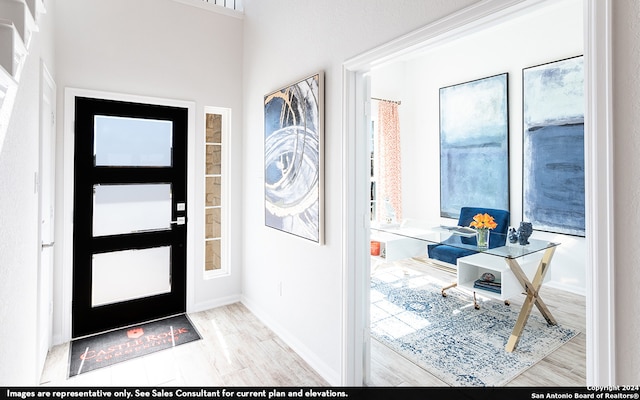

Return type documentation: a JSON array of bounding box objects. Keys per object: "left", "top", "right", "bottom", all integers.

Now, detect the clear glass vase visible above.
[{"left": 476, "top": 228, "right": 489, "bottom": 250}]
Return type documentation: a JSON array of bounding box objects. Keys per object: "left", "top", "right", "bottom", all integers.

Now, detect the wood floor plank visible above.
[
  {"left": 40, "top": 303, "right": 327, "bottom": 387},
  {"left": 369, "top": 339, "right": 447, "bottom": 386}
]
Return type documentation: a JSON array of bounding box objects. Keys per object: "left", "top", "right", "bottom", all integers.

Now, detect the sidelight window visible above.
[{"left": 204, "top": 108, "right": 230, "bottom": 277}]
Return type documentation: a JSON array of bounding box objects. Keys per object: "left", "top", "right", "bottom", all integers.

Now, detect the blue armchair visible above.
[{"left": 428, "top": 207, "right": 510, "bottom": 303}]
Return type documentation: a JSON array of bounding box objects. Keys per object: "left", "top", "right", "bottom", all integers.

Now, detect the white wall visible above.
[
  {"left": 53, "top": 0, "right": 244, "bottom": 343},
  {"left": 0, "top": 1, "right": 55, "bottom": 385},
  {"left": 241, "top": 0, "right": 479, "bottom": 385},
  {"left": 371, "top": 0, "right": 586, "bottom": 294}
]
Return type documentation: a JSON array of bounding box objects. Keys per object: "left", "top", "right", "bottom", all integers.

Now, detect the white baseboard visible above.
[
  {"left": 543, "top": 280, "right": 586, "bottom": 297},
  {"left": 189, "top": 294, "right": 242, "bottom": 314},
  {"left": 241, "top": 295, "right": 340, "bottom": 386},
  {"left": 52, "top": 332, "right": 64, "bottom": 347}
]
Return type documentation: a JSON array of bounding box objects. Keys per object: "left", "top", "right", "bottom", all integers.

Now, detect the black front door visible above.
[{"left": 72, "top": 96, "right": 188, "bottom": 338}]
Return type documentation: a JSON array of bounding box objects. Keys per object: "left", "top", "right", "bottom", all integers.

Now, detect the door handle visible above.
[
  {"left": 170, "top": 217, "right": 186, "bottom": 225},
  {"left": 42, "top": 241, "right": 55, "bottom": 248}
]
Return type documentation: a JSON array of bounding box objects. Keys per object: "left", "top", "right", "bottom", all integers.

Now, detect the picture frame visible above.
[
  {"left": 264, "top": 72, "right": 325, "bottom": 243},
  {"left": 439, "top": 73, "right": 510, "bottom": 219},
  {"left": 522, "top": 55, "right": 585, "bottom": 237}
]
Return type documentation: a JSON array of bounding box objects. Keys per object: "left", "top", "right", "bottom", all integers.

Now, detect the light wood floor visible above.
[
  {"left": 368, "top": 257, "right": 587, "bottom": 387},
  {"left": 40, "top": 259, "right": 586, "bottom": 387},
  {"left": 39, "top": 303, "right": 328, "bottom": 386}
]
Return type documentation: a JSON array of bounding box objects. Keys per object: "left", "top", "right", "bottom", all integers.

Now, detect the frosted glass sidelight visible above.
[
  {"left": 94, "top": 115, "right": 172, "bottom": 167},
  {"left": 93, "top": 184, "right": 172, "bottom": 236},
  {"left": 92, "top": 246, "right": 172, "bottom": 307}
]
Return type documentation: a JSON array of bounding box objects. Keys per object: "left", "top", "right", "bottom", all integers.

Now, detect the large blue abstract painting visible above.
[
  {"left": 264, "top": 73, "right": 324, "bottom": 243},
  {"left": 439, "top": 73, "right": 509, "bottom": 219},
  {"left": 523, "top": 56, "right": 585, "bottom": 236}
]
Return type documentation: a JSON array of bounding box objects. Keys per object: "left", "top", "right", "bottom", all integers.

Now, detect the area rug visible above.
[
  {"left": 370, "top": 268, "right": 578, "bottom": 386},
  {"left": 68, "top": 314, "right": 201, "bottom": 377}
]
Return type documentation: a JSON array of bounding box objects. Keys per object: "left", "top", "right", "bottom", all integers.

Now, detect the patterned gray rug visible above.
[{"left": 370, "top": 267, "right": 578, "bottom": 386}]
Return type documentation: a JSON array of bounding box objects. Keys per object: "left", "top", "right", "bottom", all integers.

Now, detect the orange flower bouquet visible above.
[{"left": 469, "top": 213, "right": 497, "bottom": 249}]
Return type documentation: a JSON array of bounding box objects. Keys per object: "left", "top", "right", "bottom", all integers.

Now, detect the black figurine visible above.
[
  {"left": 517, "top": 222, "right": 533, "bottom": 245},
  {"left": 508, "top": 227, "right": 518, "bottom": 244}
]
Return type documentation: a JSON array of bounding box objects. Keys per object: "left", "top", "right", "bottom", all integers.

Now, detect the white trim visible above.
[
  {"left": 341, "top": 68, "right": 372, "bottom": 386},
  {"left": 543, "top": 281, "right": 587, "bottom": 297},
  {"left": 340, "top": 68, "right": 358, "bottom": 386},
  {"left": 203, "top": 106, "right": 232, "bottom": 280},
  {"left": 584, "top": 0, "right": 615, "bottom": 385},
  {"left": 189, "top": 294, "right": 241, "bottom": 314},
  {"left": 36, "top": 59, "right": 56, "bottom": 384},
  {"left": 170, "top": 0, "right": 244, "bottom": 19},
  {"left": 343, "top": 0, "right": 550, "bottom": 72},
  {"left": 342, "top": 0, "right": 614, "bottom": 386},
  {"left": 59, "top": 88, "right": 195, "bottom": 343}
]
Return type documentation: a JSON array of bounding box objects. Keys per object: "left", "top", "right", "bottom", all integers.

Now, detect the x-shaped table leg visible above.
[{"left": 504, "top": 246, "right": 557, "bottom": 352}]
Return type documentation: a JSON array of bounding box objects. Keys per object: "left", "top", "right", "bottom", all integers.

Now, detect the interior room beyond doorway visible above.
[{"left": 362, "top": 0, "right": 589, "bottom": 386}]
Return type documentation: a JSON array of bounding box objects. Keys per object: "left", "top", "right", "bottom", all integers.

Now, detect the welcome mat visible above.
[
  {"left": 370, "top": 268, "right": 578, "bottom": 387},
  {"left": 69, "top": 314, "right": 201, "bottom": 377}
]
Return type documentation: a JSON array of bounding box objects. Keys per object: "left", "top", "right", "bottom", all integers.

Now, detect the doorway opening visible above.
[{"left": 342, "top": 0, "right": 614, "bottom": 386}]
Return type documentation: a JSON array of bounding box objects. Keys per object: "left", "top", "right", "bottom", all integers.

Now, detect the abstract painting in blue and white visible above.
[
  {"left": 523, "top": 56, "right": 585, "bottom": 236},
  {"left": 264, "top": 73, "right": 323, "bottom": 243},
  {"left": 439, "top": 73, "right": 509, "bottom": 219}
]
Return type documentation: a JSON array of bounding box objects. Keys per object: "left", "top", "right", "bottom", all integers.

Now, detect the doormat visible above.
[
  {"left": 68, "top": 314, "right": 201, "bottom": 378},
  {"left": 371, "top": 268, "right": 578, "bottom": 386}
]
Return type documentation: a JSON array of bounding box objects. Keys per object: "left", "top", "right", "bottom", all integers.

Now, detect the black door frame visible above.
[{"left": 72, "top": 96, "right": 188, "bottom": 338}]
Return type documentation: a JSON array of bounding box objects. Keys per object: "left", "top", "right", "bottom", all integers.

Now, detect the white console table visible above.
[
  {"left": 456, "top": 251, "right": 547, "bottom": 303},
  {"left": 457, "top": 252, "right": 523, "bottom": 302}
]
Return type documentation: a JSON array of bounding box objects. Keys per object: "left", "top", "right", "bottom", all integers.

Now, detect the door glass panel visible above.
[
  {"left": 93, "top": 184, "right": 171, "bottom": 236},
  {"left": 205, "top": 208, "right": 221, "bottom": 238},
  {"left": 92, "top": 246, "right": 171, "bottom": 307},
  {"left": 205, "top": 240, "right": 221, "bottom": 271},
  {"left": 94, "top": 115, "right": 172, "bottom": 167},
  {"left": 206, "top": 144, "right": 221, "bottom": 175},
  {"left": 205, "top": 176, "right": 221, "bottom": 207}
]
